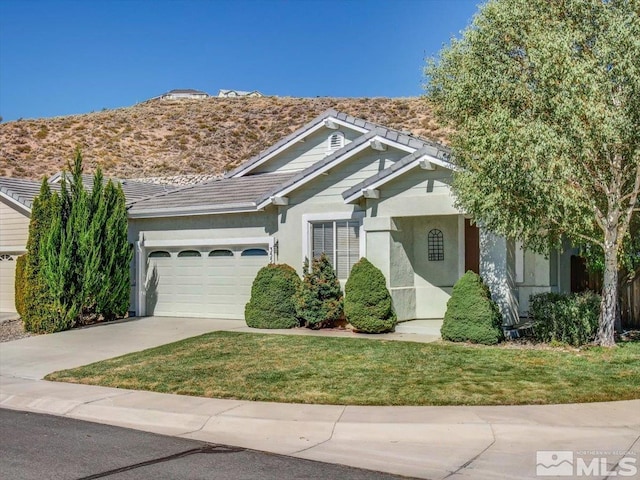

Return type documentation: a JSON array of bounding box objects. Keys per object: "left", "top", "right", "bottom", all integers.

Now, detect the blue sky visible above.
[{"left": 0, "top": 0, "right": 480, "bottom": 121}]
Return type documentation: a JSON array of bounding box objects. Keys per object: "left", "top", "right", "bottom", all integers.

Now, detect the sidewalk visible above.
[{"left": 1, "top": 317, "right": 638, "bottom": 479}]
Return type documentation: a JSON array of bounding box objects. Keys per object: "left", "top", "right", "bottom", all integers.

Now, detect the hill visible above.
[{"left": 0, "top": 96, "right": 447, "bottom": 181}]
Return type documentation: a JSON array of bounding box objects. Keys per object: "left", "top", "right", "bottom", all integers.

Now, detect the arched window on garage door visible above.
[
  {"left": 241, "top": 248, "right": 268, "bottom": 256},
  {"left": 209, "top": 249, "right": 234, "bottom": 257},
  {"left": 178, "top": 250, "right": 202, "bottom": 257},
  {"left": 148, "top": 251, "right": 171, "bottom": 258}
]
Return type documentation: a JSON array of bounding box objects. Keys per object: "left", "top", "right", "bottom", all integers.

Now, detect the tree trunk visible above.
[{"left": 596, "top": 241, "right": 618, "bottom": 346}]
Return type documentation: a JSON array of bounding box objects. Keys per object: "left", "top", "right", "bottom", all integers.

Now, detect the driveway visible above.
[{"left": 0, "top": 316, "right": 243, "bottom": 380}]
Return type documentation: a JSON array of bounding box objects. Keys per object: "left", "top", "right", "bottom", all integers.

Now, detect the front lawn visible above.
[{"left": 45, "top": 331, "right": 640, "bottom": 406}]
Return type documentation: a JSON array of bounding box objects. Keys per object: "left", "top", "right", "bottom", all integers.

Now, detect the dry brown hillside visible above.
[{"left": 0, "top": 96, "right": 447, "bottom": 180}]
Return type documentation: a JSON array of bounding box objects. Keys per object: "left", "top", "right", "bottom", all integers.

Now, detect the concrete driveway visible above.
[
  {"left": 1, "top": 316, "right": 638, "bottom": 479},
  {"left": 0, "top": 316, "right": 243, "bottom": 380}
]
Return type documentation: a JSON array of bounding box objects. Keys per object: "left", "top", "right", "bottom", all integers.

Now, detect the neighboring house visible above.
[
  {"left": 160, "top": 89, "right": 210, "bottom": 100},
  {"left": 126, "top": 109, "right": 576, "bottom": 328},
  {"left": 217, "top": 89, "right": 263, "bottom": 98},
  {"left": 0, "top": 176, "right": 171, "bottom": 313}
]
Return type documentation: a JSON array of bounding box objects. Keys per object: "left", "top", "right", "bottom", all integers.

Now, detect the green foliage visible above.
[
  {"left": 295, "top": 254, "right": 343, "bottom": 329},
  {"left": 344, "top": 258, "right": 396, "bottom": 333},
  {"left": 441, "top": 271, "right": 504, "bottom": 345},
  {"left": 529, "top": 292, "right": 601, "bottom": 346},
  {"left": 426, "top": 0, "right": 640, "bottom": 345},
  {"left": 245, "top": 264, "right": 302, "bottom": 329},
  {"left": 22, "top": 179, "right": 57, "bottom": 333},
  {"left": 22, "top": 149, "right": 132, "bottom": 333},
  {"left": 14, "top": 254, "right": 27, "bottom": 317}
]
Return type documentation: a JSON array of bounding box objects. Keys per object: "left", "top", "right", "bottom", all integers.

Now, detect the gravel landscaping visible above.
[{"left": 0, "top": 317, "right": 33, "bottom": 343}]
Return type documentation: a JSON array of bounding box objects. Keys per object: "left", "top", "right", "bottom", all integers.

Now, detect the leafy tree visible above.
[
  {"left": 295, "top": 254, "right": 343, "bottom": 329},
  {"left": 426, "top": 0, "right": 640, "bottom": 346}
]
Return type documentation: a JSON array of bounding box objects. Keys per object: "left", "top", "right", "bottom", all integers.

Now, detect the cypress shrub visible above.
[
  {"left": 441, "top": 271, "right": 504, "bottom": 345},
  {"left": 23, "top": 149, "right": 132, "bottom": 333},
  {"left": 295, "top": 254, "right": 343, "bottom": 329},
  {"left": 529, "top": 292, "right": 600, "bottom": 346},
  {"left": 344, "top": 258, "right": 396, "bottom": 333},
  {"left": 14, "top": 254, "right": 27, "bottom": 317},
  {"left": 245, "top": 263, "right": 301, "bottom": 329},
  {"left": 22, "top": 179, "right": 57, "bottom": 333}
]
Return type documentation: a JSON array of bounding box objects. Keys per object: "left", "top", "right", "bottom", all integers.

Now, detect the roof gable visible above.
[
  {"left": 225, "top": 109, "right": 373, "bottom": 178},
  {"left": 342, "top": 146, "right": 454, "bottom": 204}
]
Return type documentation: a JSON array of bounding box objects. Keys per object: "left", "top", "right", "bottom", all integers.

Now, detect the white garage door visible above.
[
  {"left": 0, "top": 254, "right": 18, "bottom": 313},
  {"left": 145, "top": 245, "right": 270, "bottom": 319}
]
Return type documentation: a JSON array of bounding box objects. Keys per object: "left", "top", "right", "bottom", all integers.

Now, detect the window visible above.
[
  {"left": 241, "top": 248, "right": 268, "bottom": 256},
  {"left": 148, "top": 251, "right": 171, "bottom": 258},
  {"left": 209, "top": 249, "right": 234, "bottom": 257},
  {"left": 0, "top": 254, "right": 14, "bottom": 261},
  {"left": 327, "top": 132, "right": 344, "bottom": 153},
  {"left": 177, "top": 250, "right": 201, "bottom": 257},
  {"left": 428, "top": 229, "right": 444, "bottom": 261},
  {"left": 311, "top": 220, "right": 360, "bottom": 278}
]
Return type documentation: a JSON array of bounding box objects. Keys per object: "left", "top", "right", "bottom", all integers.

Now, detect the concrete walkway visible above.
[{"left": 1, "top": 316, "right": 638, "bottom": 479}]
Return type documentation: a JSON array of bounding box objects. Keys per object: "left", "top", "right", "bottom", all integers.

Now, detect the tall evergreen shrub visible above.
[
  {"left": 245, "top": 264, "right": 301, "bottom": 329},
  {"left": 441, "top": 271, "right": 504, "bottom": 345},
  {"left": 14, "top": 254, "right": 27, "bottom": 317},
  {"left": 344, "top": 258, "right": 396, "bottom": 333},
  {"left": 23, "top": 149, "right": 132, "bottom": 333},
  {"left": 22, "top": 179, "right": 57, "bottom": 332},
  {"left": 295, "top": 254, "right": 343, "bottom": 329}
]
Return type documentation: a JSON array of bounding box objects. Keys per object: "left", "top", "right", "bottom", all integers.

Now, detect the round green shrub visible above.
[
  {"left": 344, "top": 258, "right": 396, "bottom": 333},
  {"left": 441, "top": 271, "right": 504, "bottom": 345},
  {"left": 245, "top": 263, "right": 301, "bottom": 329}
]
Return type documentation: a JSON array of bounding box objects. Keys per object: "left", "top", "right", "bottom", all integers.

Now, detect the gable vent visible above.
[{"left": 327, "top": 132, "right": 345, "bottom": 153}]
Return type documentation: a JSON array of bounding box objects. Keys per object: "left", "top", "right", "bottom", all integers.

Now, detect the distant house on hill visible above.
[
  {"left": 217, "top": 89, "right": 263, "bottom": 98},
  {"left": 160, "top": 89, "right": 210, "bottom": 100}
]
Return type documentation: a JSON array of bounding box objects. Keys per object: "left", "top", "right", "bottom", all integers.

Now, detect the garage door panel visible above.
[{"left": 146, "top": 245, "right": 269, "bottom": 319}]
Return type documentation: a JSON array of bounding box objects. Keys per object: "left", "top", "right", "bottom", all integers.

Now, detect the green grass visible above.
[{"left": 45, "top": 331, "right": 640, "bottom": 406}]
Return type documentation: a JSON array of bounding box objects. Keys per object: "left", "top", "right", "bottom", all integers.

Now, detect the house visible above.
[
  {"left": 160, "top": 89, "right": 210, "bottom": 100},
  {"left": 126, "top": 109, "right": 575, "bottom": 329},
  {"left": 0, "top": 176, "right": 171, "bottom": 313},
  {"left": 217, "top": 89, "right": 263, "bottom": 98}
]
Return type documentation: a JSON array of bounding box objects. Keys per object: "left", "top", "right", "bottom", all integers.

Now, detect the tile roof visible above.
[
  {"left": 0, "top": 175, "right": 174, "bottom": 212},
  {"left": 127, "top": 172, "right": 296, "bottom": 217},
  {"left": 0, "top": 177, "right": 51, "bottom": 211}
]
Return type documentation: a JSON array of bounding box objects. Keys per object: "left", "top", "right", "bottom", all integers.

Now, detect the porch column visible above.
[
  {"left": 363, "top": 217, "right": 416, "bottom": 321},
  {"left": 479, "top": 230, "right": 518, "bottom": 326}
]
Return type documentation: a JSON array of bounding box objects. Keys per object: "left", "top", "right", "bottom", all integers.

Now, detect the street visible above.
[{"left": 0, "top": 409, "right": 408, "bottom": 480}]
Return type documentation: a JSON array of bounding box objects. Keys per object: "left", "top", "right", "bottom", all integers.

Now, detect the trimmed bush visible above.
[
  {"left": 344, "top": 258, "right": 396, "bottom": 333},
  {"left": 245, "top": 263, "right": 301, "bottom": 329},
  {"left": 529, "top": 292, "right": 600, "bottom": 346},
  {"left": 295, "top": 254, "right": 343, "bottom": 329},
  {"left": 14, "top": 254, "right": 27, "bottom": 317},
  {"left": 441, "top": 271, "right": 504, "bottom": 345}
]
